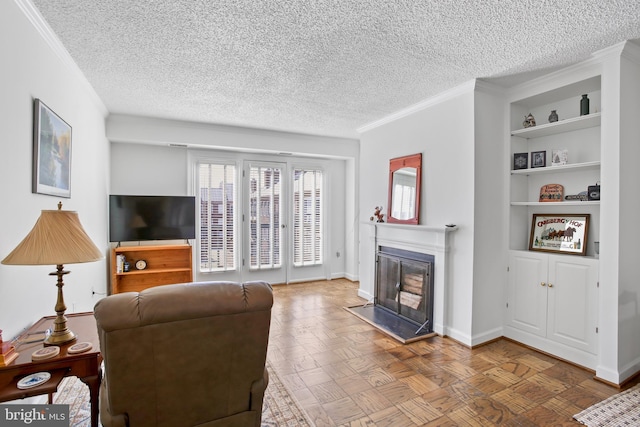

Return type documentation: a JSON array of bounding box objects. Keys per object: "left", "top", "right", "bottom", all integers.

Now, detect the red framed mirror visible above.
[{"left": 387, "top": 153, "right": 421, "bottom": 225}]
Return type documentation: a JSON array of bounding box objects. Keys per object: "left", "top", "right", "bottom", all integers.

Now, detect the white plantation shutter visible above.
[
  {"left": 249, "top": 165, "right": 282, "bottom": 269},
  {"left": 293, "top": 168, "right": 323, "bottom": 266},
  {"left": 198, "top": 163, "right": 236, "bottom": 272}
]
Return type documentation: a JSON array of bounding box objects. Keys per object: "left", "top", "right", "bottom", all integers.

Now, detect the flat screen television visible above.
[{"left": 109, "top": 195, "right": 196, "bottom": 242}]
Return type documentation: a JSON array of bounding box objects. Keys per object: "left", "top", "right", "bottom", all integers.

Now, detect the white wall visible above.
[
  {"left": 109, "top": 117, "right": 357, "bottom": 284},
  {"left": 0, "top": 0, "right": 109, "bottom": 339},
  {"left": 616, "top": 50, "right": 640, "bottom": 382},
  {"left": 111, "top": 143, "right": 189, "bottom": 196},
  {"left": 359, "top": 85, "right": 477, "bottom": 343},
  {"left": 596, "top": 44, "right": 640, "bottom": 384},
  {"left": 471, "top": 85, "right": 508, "bottom": 344}
]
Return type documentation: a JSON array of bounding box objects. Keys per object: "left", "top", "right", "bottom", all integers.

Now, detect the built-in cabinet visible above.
[
  {"left": 506, "top": 251, "right": 598, "bottom": 367},
  {"left": 110, "top": 245, "right": 193, "bottom": 294},
  {"left": 506, "top": 71, "right": 602, "bottom": 369}
]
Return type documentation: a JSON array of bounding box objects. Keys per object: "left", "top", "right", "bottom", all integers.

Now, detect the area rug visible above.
[
  {"left": 54, "top": 361, "right": 313, "bottom": 427},
  {"left": 574, "top": 383, "right": 640, "bottom": 426}
]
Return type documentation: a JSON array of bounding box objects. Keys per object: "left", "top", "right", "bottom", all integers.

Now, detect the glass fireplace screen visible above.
[{"left": 375, "top": 246, "right": 434, "bottom": 329}]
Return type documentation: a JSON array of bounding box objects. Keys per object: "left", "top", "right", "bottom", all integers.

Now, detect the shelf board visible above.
[
  {"left": 114, "top": 244, "right": 191, "bottom": 252},
  {"left": 511, "top": 201, "right": 600, "bottom": 207},
  {"left": 116, "top": 267, "right": 191, "bottom": 276},
  {"left": 511, "top": 112, "right": 601, "bottom": 138},
  {"left": 511, "top": 161, "right": 600, "bottom": 175}
]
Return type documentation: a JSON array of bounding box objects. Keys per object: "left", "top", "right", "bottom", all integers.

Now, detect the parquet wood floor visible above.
[{"left": 267, "top": 279, "right": 638, "bottom": 426}]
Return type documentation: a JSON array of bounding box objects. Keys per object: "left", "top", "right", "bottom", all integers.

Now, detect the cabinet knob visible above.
[
  {"left": 540, "top": 282, "right": 546, "bottom": 287},
  {"left": 547, "top": 283, "right": 554, "bottom": 288}
]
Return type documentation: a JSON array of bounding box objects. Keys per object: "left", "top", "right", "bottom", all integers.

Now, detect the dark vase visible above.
[
  {"left": 549, "top": 110, "right": 558, "bottom": 123},
  {"left": 580, "top": 94, "right": 589, "bottom": 116}
]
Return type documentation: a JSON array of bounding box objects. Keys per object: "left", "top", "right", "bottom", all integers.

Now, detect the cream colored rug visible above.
[
  {"left": 54, "top": 361, "right": 312, "bottom": 427},
  {"left": 574, "top": 383, "right": 640, "bottom": 426}
]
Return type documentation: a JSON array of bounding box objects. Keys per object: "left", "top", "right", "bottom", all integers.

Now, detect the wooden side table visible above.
[{"left": 0, "top": 312, "right": 102, "bottom": 426}]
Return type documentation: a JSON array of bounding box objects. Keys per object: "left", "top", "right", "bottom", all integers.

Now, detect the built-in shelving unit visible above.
[
  {"left": 508, "top": 74, "right": 601, "bottom": 254},
  {"left": 505, "top": 70, "right": 602, "bottom": 370}
]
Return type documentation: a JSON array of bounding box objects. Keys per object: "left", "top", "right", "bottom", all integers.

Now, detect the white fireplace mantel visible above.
[{"left": 358, "top": 222, "right": 458, "bottom": 335}]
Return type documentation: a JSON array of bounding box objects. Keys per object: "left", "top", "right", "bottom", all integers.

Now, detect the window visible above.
[
  {"left": 392, "top": 183, "right": 416, "bottom": 220},
  {"left": 249, "top": 165, "right": 282, "bottom": 269},
  {"left": 198, "top": 163, "right": 236, "bottom": 272},
  {"left": 293, "top": 168, "right": 323, "bottom": 266}
]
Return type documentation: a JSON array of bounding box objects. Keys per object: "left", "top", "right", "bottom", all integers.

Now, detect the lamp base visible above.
[
  {"left": 44, "top": 266, "right": 77, "bottom": 346},
  {"left": 44, "top": 329, "right": 76, "bottom": 346}
]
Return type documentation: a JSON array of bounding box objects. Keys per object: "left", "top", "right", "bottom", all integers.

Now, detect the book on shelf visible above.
[{"left": 116, "top": 254, "right": 125, "bottom": 273}]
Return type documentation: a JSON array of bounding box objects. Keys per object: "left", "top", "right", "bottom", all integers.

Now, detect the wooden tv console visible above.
[{"left": 110, "top": 244, "right": 193, "bottom": 294}]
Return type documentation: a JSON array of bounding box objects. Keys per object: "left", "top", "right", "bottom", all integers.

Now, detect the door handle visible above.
[
  {"left": 540, "top": 282, "right": 546, "bottom": 287},
  {"left": 547, "top": 283, "right": 553, "bottom": 288}
]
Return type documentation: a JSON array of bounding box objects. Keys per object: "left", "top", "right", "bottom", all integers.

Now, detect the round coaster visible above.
[
  {"left": 68, "top": 342, "right": 92, "bottom": 354},
  {"left": 31, "top": 346, "right": 60, "bottom": 361},
  {"left": 17, "top": 372, "right": 51, "bottom": 389}
]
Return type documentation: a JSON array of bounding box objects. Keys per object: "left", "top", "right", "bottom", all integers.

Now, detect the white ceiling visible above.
[{"left": 31, "top": 0, "right": 640, "bottom": 139}]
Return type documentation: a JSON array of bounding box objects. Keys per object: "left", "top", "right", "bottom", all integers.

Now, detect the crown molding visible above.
[
  {"left": 14, "top": 0, "right": 107, "bottom": 114},
  {"left": 619, "top": 40, "right": 640, "bottom": 66},
  {"left": 590, "top": 40, "right": 627, "bottom": 61},
  {"left": 357, "top": 79, "right": 476, "bottom": 134},
  {"left": 474, "top": 79, "right": 506, "bottom": 96}
]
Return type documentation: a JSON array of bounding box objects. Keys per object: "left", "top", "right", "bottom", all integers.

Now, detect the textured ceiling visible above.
[{"left": 31, "top": 0, "right": 640, "bottom": 139}]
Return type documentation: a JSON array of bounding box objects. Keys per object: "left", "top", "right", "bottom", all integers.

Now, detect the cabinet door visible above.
[
  {"left": 547, "top": 256, "right": 598, "bottom": 353},
  {"left": 507, "top": 251, "right": 548, "bottom": 337}
]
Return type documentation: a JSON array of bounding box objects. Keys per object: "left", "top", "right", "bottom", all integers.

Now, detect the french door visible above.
[{"left": 243, "top": 161, "right": 288, "bottom": 284}]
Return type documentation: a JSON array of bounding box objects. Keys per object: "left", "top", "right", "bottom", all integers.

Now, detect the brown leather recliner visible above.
[{"left": 93, "top": 281, "right": 273, "bottom": 427}]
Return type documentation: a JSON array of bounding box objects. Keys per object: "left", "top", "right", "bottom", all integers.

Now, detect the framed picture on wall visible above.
[
  {"left": 33, "top": 99, "right": 72, "bottom": 198},
  {"left": 529, "top": 213, "right": 589, "bottom": 256},
  {"left": 531, "top": 150, "right": 546, "bottom": 168}
]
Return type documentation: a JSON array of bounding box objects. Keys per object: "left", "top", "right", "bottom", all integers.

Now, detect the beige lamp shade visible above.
[{"left": 2, "top": 208, "right": 103, "bottom": 266}]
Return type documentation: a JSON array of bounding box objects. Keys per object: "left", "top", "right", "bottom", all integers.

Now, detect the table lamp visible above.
[{"left": 2, "top": 202, "right": 103, "bottom": 345}]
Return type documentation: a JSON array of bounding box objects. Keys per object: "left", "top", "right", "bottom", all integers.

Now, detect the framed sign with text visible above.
[{"left": 529, "top": 214, "right": 589, "bottom": 256}]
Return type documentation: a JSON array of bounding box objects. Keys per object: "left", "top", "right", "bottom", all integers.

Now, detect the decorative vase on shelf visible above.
[
  {"left": 548, "top": 110, "right": 558, "bottom": 123},
  {"left": 580, "top": 94, "right": 589, "bottom": 116}
]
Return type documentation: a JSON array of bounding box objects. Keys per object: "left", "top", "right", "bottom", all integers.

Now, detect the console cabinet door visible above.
[
  {"left": 507, "top": 251, "right": 548, "bottom": 337},
  {"left": 547, "top": 255, "right": 598, "bottom": 353}
]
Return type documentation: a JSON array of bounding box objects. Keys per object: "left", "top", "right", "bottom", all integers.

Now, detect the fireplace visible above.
[
  {"left": 376, "top": 246, "right": 434, "bottom": 334},
  {"left": 349, "top": 222, "right": 456, "bottom": 343}
]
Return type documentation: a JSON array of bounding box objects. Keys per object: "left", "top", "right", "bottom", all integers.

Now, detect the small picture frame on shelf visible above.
[
  {"left": 531, "top": 151, "right": 546, "bottom": 168},
  {"left": 513, "top": 152, "right": 528, "bottom": 170},
  {"left": 552, "top": 149, "right": 568, "bottom": 166},
  {"left": 529, "top": 213, "right": 589, "bottom": 256}
]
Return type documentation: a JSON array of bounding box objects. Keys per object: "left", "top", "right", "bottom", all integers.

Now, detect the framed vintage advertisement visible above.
[
  {"left": 33, "top": 99, "right": 72, "bottom": 198},
  {"left": 529, "top": 214, "right": 589, "bottom": 256}
]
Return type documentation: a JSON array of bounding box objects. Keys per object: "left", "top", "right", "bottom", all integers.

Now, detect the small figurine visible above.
[
  {"left": 370, "top": 206, "right": 385, "bottom": 223},
  {"left": 523, "top": 113, "right": 536, "bottom": 128}
]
